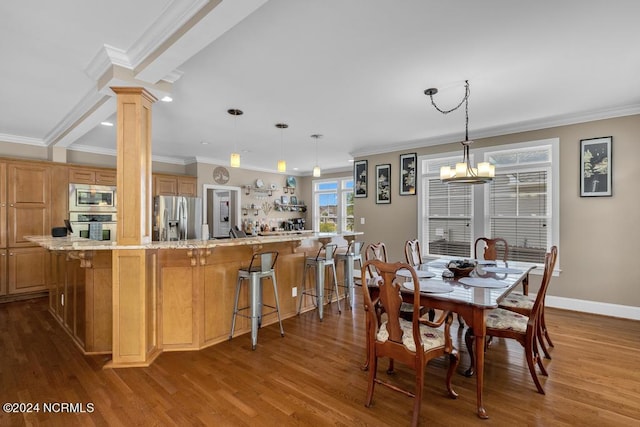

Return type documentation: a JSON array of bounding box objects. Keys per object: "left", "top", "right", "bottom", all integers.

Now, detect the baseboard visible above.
[{"left": 546, "top": 295, "right": 640, "bottom": 321}]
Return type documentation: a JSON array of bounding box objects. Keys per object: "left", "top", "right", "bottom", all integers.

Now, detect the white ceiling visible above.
[{"left": 2, "top": 0, "right": 639, "bottom": 175}]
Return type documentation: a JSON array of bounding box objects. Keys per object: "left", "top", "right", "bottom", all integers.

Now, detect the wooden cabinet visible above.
[
  {"left": 7, "top": 162, "right": 50, "bottom": 247},
  {"left": 8, "top": 246, "right": 48, "bottom": 294},
  {"left": 69, "top": 167, "right": 117, "bottom": 186},
  {"left": 153, "top": 174, "right": 197, "bottom": 197},
  {"left": 0, "top": 249, "right": 6, "bottom": 296},
  {"left": 48, "top": 250, "right": 112, "bottom": 353},
  {"left": 0, "top": 162, "right": 6, "bottom": 249}
]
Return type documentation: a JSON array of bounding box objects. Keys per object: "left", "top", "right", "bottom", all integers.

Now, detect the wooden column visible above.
[{"left": 107, "top": 87, "right": 159, "bottom": 368}]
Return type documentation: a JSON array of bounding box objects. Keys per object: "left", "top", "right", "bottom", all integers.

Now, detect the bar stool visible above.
[
  {"left": 335, "top": 240, "right": 364, "bottom": 310},
  {"left": 297, "top": 243, "right": 341, "bottom": 321},
  {"left": 229, "top": 251, "right": 284, "bottom": 350}
]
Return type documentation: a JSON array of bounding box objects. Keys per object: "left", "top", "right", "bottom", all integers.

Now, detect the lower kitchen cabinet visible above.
[
  {"left": 8, "top": 246, "right": 48, "bottom": 295},
  {"left": 48, "top": 250, "right": 112, "bottom": 354}
]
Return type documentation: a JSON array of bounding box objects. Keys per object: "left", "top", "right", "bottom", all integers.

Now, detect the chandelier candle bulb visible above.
[
  {"left": 478, "top": 162, "right": 492, "bottom": 177},
  {"left": 440, "top": 166, "right": 451, "bottom": 180},
  {"left": 456, "top": 162, "right": 468, "bottom": 176}
]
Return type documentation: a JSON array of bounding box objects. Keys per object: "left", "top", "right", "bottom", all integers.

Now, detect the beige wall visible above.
[
  {"left": 354, "top": 114, "right": 640, "bottom": 308},
  {"left": 196, "top": 163, "right": 311, "bottom": 230}
]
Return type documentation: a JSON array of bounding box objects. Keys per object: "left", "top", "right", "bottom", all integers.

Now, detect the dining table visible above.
[{"left": 374, "top": 260, "right": 535, "bottom": 420}]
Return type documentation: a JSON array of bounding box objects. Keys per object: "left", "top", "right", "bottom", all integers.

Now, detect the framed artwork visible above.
[
  {"left": 399, "top": 152, "right": 416, "bottom": 195},
  {"left": 354, "top": 160, "right": 368, "bottom": 198},
  {"left": 375, "top": 163, "right": 391, "bottom": 204},
  {"left": 281, "top": 195, "right": 289, "bottom": 205},
  {"left": 580, "top": 136, "right": 612, "bottom": 197},
  {"left": 289, "top": 195, "right": 298, "bottom": 205}
]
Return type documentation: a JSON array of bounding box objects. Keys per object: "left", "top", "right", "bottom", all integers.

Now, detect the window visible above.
[
  {"left": 419, "top": 138, "right": 559, "bottom": 266},
  {"left": 313, "top": 177, "right": 354, "bottom": 233}
]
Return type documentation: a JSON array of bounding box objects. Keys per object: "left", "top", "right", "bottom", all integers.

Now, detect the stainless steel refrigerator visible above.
[{"left": 153, "top": 196, "right": 202, "bottom": 241}]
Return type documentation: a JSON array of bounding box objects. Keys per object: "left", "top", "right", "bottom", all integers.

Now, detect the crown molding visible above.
[{"left": 0, "top": 133, "right": 46, "bottom": 146}]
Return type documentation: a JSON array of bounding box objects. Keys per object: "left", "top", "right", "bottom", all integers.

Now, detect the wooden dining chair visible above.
[
  {"left": 404, "top": 239, "right": 423, "bottom": 267},
  {"left": 467, "top": 246, "right": 557, "bottom": 394},
  {"left": 362, "top": 259, "right": 458, "bottom": 427},
  {"left": 474, "top": 237, "right": 509, "bottom": 264},
  {"left": 404, "top": 239, "right": 436, "bottom": 321},
  {"left": 459, "top": 237, "right": 510, "bottom": 329}
]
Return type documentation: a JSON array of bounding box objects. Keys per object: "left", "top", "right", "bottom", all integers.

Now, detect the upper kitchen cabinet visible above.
[
  {"left": 69, "top": 167, "right": 117, "bottom": 186},
  {"left": 153, "top": 174, "right": 197, "bottom": 197},
  {"left": 7, "top": 162, "right": 51, "bottom": 247}
]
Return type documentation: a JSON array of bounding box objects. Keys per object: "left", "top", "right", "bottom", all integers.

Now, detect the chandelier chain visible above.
[{"left": 428, "top": 80, "right": 471, "bottom": 141}]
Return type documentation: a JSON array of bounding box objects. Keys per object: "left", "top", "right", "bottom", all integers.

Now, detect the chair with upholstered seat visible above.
[
  {"left": 367, "top": 242, "right": 426, "bottom": 321},
  {"left": 467, "top": 246, "right": 557, "bottom": 394},
  {"left": 362, "top": 259, "right": 458, "bottom": 427},
  {"left": 499, "top": 290, "right": 554, "bottom": 359},
  {"left": 456, "top": 237, "right": 511, "bottom": 328},
  {"left": 474, "top": 237, "right": 509, "bottom": 264},
  {"left": 404, "top": 239, "right": 435, "bottom": 321}
]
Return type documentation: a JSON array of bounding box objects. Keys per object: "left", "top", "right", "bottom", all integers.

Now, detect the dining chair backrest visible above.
[
  {"left": 404, "top": 239, "right": 422, "bottom": 267},
  {"left": 365, "top": 242, "right": 388, "bottom": 277},
  {"left": 532, "top": 246, "right": 558, "bottom": 316},
  {"left": 474, "top": 237, "right": 509, "bottom": 262},
  {"left": 361, "top": 259, "right": 424, "bottom": 355}
]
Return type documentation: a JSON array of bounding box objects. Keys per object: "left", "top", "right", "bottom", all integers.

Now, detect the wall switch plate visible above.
[
  {"left": 292, "top": 287, "right": 297, "bottom": 297},
  {"left": 360, "top": 217, "right": 365, "bottom": 225}
]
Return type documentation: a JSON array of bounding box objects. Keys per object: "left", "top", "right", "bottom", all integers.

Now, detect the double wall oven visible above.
[{"left": 69, "top": 184, "right": 117, "bottom": 241}]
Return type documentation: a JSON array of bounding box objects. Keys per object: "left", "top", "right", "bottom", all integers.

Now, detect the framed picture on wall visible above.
[
  {"left": 375, "top": 163, "right": 391, "bottom": 204},
  {"left": 354, "top": 160, "right": 368, "bottom": 198},
  {"left": 580, "top": 136, "right": 612, "bottom": 197},
  {"left": 399, "top": 152, "right": 416, "bottom": 195}
]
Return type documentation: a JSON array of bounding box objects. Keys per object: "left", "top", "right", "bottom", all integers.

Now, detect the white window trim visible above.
[
  {"left": 312, "top": 176, "right": 353, "bottom": 233},
  {"left": 417, "top": 138, "right": 560, "bottom": 275}
]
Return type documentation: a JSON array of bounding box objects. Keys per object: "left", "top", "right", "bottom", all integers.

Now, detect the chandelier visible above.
[{"left": 424, "top": 80, "right": 494, "bottom": 184}]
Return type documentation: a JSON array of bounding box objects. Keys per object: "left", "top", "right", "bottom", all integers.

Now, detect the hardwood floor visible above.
[{"left": 1, "top": 296, "right": 639, "bottom": 426}]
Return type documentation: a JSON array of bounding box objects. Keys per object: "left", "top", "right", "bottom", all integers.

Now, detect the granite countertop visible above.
[{"left": 25, "top": 231, "right": 363, "bottom": 251}]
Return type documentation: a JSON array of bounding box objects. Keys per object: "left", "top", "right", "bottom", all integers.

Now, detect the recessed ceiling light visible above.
[
  {"left": 293, "top": 167, "right": 299, "bottom": 171},
  {"left": 200, "top": 141, "right": 209, "bottom": 145},
  {"left": 161, "top": 96, "right": 173, "bottom": 102},
  {"left": 348, "top": 159, "right": 354, "bottom": 163},
  {"left": 100, "top": 121, "right": 114, "bottom": 127}
]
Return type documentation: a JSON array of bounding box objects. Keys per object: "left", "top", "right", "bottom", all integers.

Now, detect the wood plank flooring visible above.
[{"left": 1, "top": 296, "right": 639, "bottom": 426}]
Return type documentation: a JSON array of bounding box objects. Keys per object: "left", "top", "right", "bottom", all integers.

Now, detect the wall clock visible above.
[{"left": 213, "top": 166, "right": 230, "bottom": 184}]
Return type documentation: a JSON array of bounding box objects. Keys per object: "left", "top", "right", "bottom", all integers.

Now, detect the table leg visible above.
[
  {"left": 464, "top": 309, "right": 489, "bottom": 419},
  {"left": 344, "top": 255, "right": 354, "bottom": 309}
]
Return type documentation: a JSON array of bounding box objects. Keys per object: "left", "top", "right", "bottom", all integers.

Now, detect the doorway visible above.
[{"left": 202, "top": 184, "right": 241, "bottom": 239}]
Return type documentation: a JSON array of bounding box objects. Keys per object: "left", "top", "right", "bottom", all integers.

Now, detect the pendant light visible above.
[
  {"left": 228, "top": 108, "right": 243, "bottom": 168},
  {"left": 311, "top": 134, "right": 322, "bottom": 177},
  {"left": 424, "top": 80, "right": 494, "bottom": 184},
  {"left": 276, "top": 123, "right": 288, "bottom": 173}
]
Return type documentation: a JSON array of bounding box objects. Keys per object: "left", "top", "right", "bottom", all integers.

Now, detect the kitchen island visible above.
[{"left": 27, "top": 232, "right": 362, "bottom": 363}]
